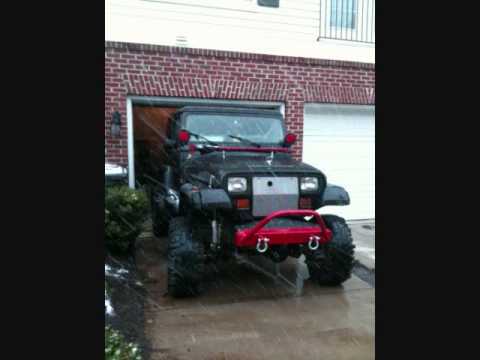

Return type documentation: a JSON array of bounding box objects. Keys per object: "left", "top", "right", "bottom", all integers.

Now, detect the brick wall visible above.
[{"left": 105, "top": 41, "right": 375, "bottom": 166}]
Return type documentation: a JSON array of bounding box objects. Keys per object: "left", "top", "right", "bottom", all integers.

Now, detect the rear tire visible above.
[
  {"left": 167, "top": 217, "right": 205, "bottom": 297},
  {"left": 306, "top": 215, "right": 355, "bottom": 286}
]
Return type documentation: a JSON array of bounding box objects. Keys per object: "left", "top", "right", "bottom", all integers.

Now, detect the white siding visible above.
[{"left": 105, "top": 0, "right": 374, "bottom": 63}]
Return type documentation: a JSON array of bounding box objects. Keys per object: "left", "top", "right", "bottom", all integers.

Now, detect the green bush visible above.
[
  {"left": 105, "top": 186, "right": 149, "bottom": 254},
  {"left": 105, "top": 326, "right": 142, "bottom": 360}
]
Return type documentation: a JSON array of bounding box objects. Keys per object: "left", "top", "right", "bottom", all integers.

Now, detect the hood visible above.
[{"left": 182, "top": 150, "right": 325, "bottom": 186}]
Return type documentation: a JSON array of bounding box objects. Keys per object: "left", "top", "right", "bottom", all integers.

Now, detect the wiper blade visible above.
[
  {"left": 188, "top": 131, "right": 219, "bottom": 146},
  {"left": 228, "top": 134, "right": 261, "bottom": 148}
]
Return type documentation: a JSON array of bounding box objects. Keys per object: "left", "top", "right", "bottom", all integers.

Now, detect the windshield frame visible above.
[{"left": 180, "top": 110, "right": 286, "bottom": 147}]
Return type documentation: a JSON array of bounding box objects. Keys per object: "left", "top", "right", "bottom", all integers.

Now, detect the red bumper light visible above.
[
  {"left": 299, "top": 197, "right": 312, "bottom": 209},
  {"left": 236, "top": 198, "right": 250, "bottom": 209}
]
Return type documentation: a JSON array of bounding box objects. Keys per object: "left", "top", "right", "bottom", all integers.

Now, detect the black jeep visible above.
[{"left": 145, "top": 106, "right": 354, "bottom": 297}]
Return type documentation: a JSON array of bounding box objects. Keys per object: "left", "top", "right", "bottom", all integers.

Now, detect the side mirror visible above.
[{"left": 284, "top": 133, "right": 297, "bottom": 147}]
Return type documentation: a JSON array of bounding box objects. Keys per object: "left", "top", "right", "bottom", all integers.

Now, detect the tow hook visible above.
[
  {"left": 308, "top": 235, "right": 320, "bottom": 251},
  {"left": 256, "top": 236, "right": 270, "bottom": 253}
]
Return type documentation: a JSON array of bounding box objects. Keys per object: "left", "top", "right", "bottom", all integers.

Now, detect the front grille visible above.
[{"left": 252, "top": 177, "right": 299, "bottom": 217}]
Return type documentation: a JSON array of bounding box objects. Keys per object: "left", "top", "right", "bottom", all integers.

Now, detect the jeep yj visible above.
[{"left": 145, "top": 106, "right": 354, "bottom": 297}]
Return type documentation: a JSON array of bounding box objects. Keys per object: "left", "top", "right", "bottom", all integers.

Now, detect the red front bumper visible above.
[{"left": 234, "top": 210, "right": 332, "bottom": 248}]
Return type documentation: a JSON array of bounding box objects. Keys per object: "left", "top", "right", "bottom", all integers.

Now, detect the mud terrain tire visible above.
[
  {"left": 306, "top": 215, "right": 355, "bottom": 286},
  {"left": 167, "top": 217, "right": 205, "bottom": 297}
]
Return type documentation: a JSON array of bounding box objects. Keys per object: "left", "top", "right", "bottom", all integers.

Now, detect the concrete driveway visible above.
[
  {"left": 349, "top": 220, "right": 375, "bottom": 271},
  {"left": 136, "top": 230, "right": 375, "bottom": 360}
]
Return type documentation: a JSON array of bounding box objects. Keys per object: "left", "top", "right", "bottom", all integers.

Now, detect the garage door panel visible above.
[
  {"left": 303, "top": 144, "right": 373, "bottom": 156},
  {"left": 303, "top": 104, "right": 375, "bottom": 220}
]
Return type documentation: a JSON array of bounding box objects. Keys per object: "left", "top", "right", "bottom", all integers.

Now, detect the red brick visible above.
[{"left": 105, "top": 41, "right": 375, "bottom": 163}]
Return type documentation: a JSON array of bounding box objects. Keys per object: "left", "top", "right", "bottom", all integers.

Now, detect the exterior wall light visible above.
[{"left": 111, "top": 111, "right": 121, "bottom": 137}]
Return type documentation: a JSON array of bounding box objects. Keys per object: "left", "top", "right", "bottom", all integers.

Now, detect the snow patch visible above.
[
  {"left": 105, "top": 288, "right": 114, "bottom": 316},
  {"left": 105, "top": 263, "right": 130, "bottom": 316},
  {"left": 105, "top": 299, "right": 114, "bottom": 316},
  {"left": 105, "top": 264, "right": 129, "bottom": 279}
]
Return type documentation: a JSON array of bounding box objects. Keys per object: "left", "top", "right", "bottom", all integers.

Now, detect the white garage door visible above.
[{"left": 303, "top": 104, "right": 375, "bottom": 220}]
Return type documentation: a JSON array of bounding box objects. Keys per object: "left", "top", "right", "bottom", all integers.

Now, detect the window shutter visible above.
[{"left": 258, "top": 0, "right": 280, "bottom": 8}]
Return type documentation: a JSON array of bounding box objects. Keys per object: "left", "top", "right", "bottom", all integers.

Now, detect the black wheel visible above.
[
  {"left": 306, "top": 215, "right": 355, "bottom": 286},
  {"left": 167, "top": 217, "right": 205, "bottom": 297},
  {"left": 151, "top": 191, "right": 168, "bottom": 237}
]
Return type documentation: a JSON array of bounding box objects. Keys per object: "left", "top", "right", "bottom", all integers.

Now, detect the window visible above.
[
  {"left": 330, "top": 0, "right": 357, "bottom": 29},
  {"left": 185, "top": 114, "right": 285, "bottom": 145},
  {"left": 257, "top": 0, "right": 280, "bottom": 8}
]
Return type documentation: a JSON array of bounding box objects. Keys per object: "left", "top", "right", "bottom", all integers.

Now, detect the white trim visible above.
[
  {"left": 126, "top": 97, "right": 135, "bottom": 188},
  {"left": 126, "top": 95, "right": 284, "bottom": 188},
  {"left": 318, "top": 38, "right": 375, "bottom": 49}
]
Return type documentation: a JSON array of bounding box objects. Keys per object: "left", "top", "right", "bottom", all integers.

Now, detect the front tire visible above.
[
  {"left": 167, "top": 217, "right": 205, "bottom": 297},
  {"left": 306, "top": 215, "right": 355, "bottom": 286}
]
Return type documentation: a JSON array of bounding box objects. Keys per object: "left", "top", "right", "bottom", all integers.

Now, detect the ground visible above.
[
  {"left": 129, "top": 220, "right": 375, "bottom": 360},
  {"left": 105, "top": 255, "right": 149, "bottom": 356},
  {"left": 349, "top": 220, "right": 375, "bottom": 287},
  {"left": 349, "top": 221, "right": 375, "bottom": 271}
]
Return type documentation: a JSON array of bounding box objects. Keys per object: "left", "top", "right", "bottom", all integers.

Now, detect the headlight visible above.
[
  {"left": 228, "top": 177, "right": 247, "bottom": 192},
  {"left": 300, "top": 177, "right": 318, "bottom": 191}
]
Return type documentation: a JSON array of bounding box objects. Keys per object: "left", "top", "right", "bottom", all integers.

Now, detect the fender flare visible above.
[
  {"left": 320, "top": 184, "right": 350, "bottom": 207},
  {"left": 179, "top": 183, "right": 232, "bottom": 212}
]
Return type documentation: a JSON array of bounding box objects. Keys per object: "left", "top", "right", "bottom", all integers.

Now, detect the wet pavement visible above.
[
  {"left": 349, "top": 221, "right": 375, "bottom": 271},
  {"left": 136, "top": 234, "right": 375, "bottom": 360}
]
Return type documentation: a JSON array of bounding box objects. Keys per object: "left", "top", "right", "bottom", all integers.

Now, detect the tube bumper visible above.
[{"left": 234, "top": 210, "right": 332, "bottom": 248}]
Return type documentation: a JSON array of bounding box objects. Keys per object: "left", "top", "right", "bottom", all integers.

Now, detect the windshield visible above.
[{"left": 184, "top": 113, "right": 285, "bottom": 146}]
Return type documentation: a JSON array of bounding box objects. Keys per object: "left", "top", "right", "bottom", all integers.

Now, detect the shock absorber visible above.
[
  {"left": 211, "top": 219, "right": 218, "bottom": 250},
  {"left": 210, "top": 210, "right": 222, "bottom": 251}
]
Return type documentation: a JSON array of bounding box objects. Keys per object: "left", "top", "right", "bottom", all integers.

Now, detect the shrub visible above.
[
  {"left": 105, "top": 186, "right": 149, "bottom": 254},
  {"left": 105, "top": 326, "right": 142, "bottom": 360}
]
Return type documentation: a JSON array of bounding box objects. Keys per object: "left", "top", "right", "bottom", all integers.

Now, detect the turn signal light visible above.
[
  {"left": 178, "top": 129, "right": 190, "bottom": 144},
  {"left": 299, "top": 197, "right": 312, "bottom": 209},
  {"left": 284, "top": 133, "right": 297, "bottom": 146},
  {"left": 236, "top": 198, "right": 250, "bottom": 209}
]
